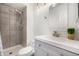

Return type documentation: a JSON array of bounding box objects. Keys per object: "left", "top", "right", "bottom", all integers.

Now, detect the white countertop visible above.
[{"left": 35, "top": 35, "right": 79, "bottom": 54}]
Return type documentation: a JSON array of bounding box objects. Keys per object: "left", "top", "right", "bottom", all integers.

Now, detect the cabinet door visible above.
[
  {"left": 35, "top": 48, "right": 48, "bottom": 56},
  {"left": 35, "top": 40, "right": 61, "bottom": 56}
]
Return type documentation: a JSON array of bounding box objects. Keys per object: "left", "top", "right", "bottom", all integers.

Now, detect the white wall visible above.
[
  {"left": 24, "top": 3, "right": 35, "bottom": 46},
  {"left": 34, "top": 5, "right": 50, "bottom": 36},
  {"left": 26, "top": 4, "right": 50, "bottom": 46}
]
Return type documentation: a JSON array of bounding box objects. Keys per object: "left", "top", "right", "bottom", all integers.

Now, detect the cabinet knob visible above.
[
  {"left": 38, "top": 44, "right": 41, "bottom": 47},
  {"left": 60, "top": 54, "right": 64, "bottom": 56},
  {"left": 46, "top": 53, "right": 49, "bottom": 56}
]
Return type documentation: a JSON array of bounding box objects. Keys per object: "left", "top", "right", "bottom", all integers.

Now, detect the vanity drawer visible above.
[{"left": 35, "top": 40, "right": 78, "bottom": 56}]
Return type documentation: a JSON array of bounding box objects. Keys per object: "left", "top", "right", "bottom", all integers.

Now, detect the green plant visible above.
[{"left": 67, "top": 28, "right": 75, "bottom": 34}]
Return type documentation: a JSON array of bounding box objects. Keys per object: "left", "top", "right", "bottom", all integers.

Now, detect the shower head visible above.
[{"left": 15, "top": 9, "right": 22, "bottom": 14}]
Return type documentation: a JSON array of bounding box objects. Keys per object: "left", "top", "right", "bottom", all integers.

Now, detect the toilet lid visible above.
[{"left": 19, "top": 46, "right": 33, "bottom": 55}]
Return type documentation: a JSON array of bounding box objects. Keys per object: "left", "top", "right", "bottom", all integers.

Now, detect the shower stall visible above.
[{"left": 0, "top": 3, "right": 27, "bottom": 55}]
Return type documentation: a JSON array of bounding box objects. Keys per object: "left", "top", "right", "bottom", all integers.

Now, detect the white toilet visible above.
[{"left": 18, "top": 46, "right": 34, "bottom": 56}]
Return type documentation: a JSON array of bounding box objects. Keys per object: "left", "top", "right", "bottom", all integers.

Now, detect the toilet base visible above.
[{"left": 18, "top": 46, "right": 34, "bottom": 56}]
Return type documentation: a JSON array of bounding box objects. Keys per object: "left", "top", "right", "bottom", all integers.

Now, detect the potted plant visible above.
[{"left": 67, "top": 28, "right": 75, "bottom": 40}]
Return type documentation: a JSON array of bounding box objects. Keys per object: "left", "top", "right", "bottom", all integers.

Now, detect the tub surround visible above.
[{"left": 35, "top": 35, "right": 79, "bottom": 55}]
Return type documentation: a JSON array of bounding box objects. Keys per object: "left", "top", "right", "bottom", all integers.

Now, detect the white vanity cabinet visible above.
[
  {"left": 35, "top": 40, "right": 61, "bottom": 56},
  {"left": 35, "top": 38, "right": 79, "bottom": 56}
]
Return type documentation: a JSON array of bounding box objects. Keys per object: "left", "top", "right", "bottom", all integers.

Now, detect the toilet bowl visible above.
[{"left": 18, "top": 46, "right": 34, "bottom": 56}]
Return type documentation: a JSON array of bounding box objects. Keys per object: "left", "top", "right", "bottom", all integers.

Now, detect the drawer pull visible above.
[
  {"left": 60, "top": 54, "right": 64, "bottom": 56},
  {"left": 38, "top": 44, "right": 41, "bottom": 47},
  {"left": 46, "top": 53, "right": 49, "bottom": 56}
]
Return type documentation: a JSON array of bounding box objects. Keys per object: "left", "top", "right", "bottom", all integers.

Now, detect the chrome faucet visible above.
[{"left": 53, "top": 31, "right": 60, "bottom": 37}]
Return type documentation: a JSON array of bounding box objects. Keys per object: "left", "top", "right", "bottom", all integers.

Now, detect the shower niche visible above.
[{"left": 0, "top": 4, "right": 27, "bottom": 49}]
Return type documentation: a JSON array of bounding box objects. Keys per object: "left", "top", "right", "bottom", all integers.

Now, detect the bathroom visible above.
[{"left": 0, "top": 3, "right": 79, "bottom": 56}]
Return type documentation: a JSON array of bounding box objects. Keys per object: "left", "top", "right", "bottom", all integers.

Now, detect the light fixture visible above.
[
  {"left": 53, "top": 3, "right": 56, "bottom": 7},
  {"left": 50, "top": 3, "right": 57, "bottom": 7}
]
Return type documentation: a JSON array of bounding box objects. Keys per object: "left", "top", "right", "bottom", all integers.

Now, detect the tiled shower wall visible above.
[
  {"left": 0, "top": 4, "right": 26, "bottom": 49},
  {"left": 21, "top": 7, "right": 27, "bottom": 47}
]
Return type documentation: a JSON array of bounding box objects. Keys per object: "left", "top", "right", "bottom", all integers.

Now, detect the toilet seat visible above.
[{"left": 19, "top": 46, "right": 34, "bottom": 56}]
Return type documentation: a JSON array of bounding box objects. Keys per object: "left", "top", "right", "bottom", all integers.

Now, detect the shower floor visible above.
[{"left": 3, "top": 45, "right": 23, "bottom": 56}]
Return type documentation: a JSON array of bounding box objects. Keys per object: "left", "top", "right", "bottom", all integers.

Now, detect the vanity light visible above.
[
  {"left": 53, "top": 3, "right": 56, "bottom": 7},
  {"left": 50, "top": 3, "right": 56, "bottom": 7}
]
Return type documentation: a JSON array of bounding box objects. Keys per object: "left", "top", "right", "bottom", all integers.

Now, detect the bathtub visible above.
[{"left": 3, "top": 45, "right": 23, "bottom": 56}]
